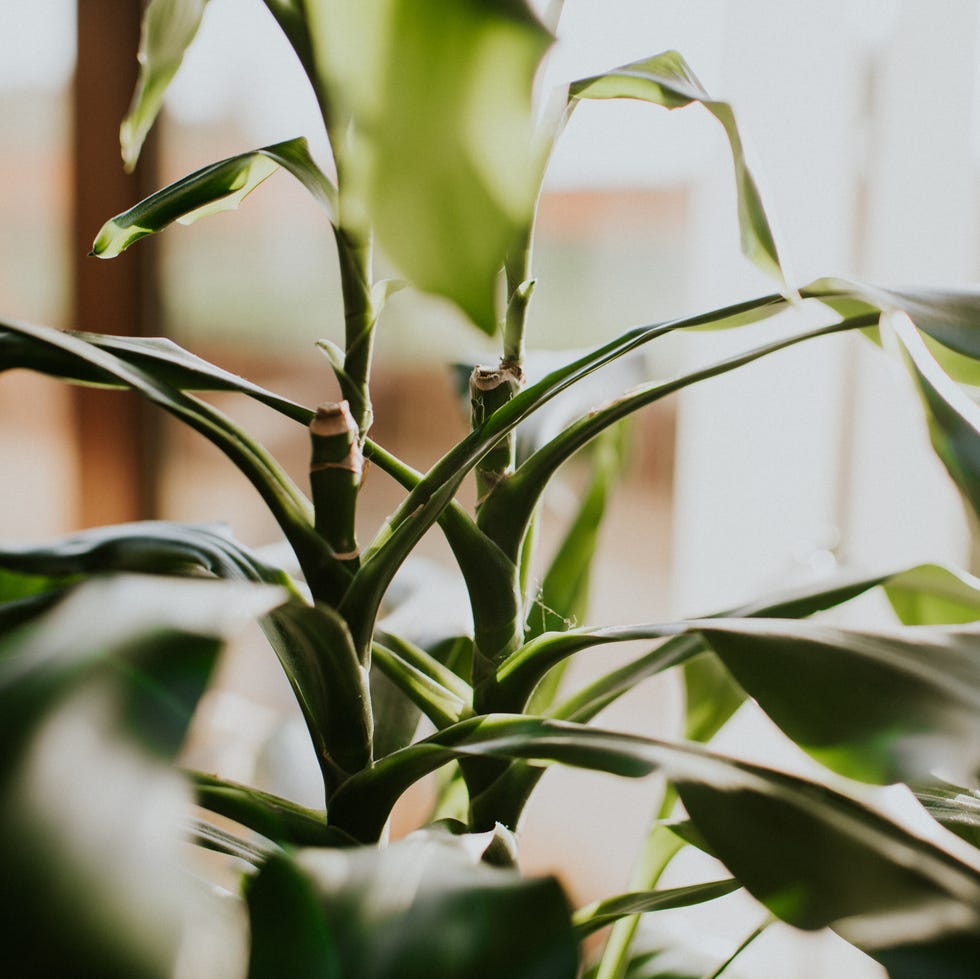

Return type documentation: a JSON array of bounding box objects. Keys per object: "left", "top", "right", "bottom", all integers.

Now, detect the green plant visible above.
[{"left": 3, "top": 3, "right": 980, "bottom": 977}]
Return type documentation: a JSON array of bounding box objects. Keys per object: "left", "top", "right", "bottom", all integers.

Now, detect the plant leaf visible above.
[
  {"left": 93, "top": 137, "right": 335, "bottom": 258},
  {"left": 245, "top": 829, "right": 578, "bottom": 979},
  {"left": 263, "top": 602, "right": 373, "bottom": 798},
  {"left": 121, "top": 0, "right": 211, "bottom": 170},
  {"left": 0, "top": 317, "right": 347, "bottom": 600},
  {"left": 890, "top": 314, "right": 980, "bottom": 519},
  {"left": 573, "top": 879, "right": 739, "bottom": 939},
  {"left": 305, "top": 0, "right": 552, "bottom": 333},
  {"left": 0, "top": 574, "right": 281, "bottom": 977},
  {"left": 331, "top": 715, "right": 980, "bottom": 957},
  {"left": 0, "top": 326, "right": 315, "bottom": 424},
  {"left": 804, "top": 277, "right": 980, "bottom": 383},
  {"left": 913, "top": 781, "right": 980, "bottom": 851},
  {"left": 0, "top": 520, "right": 297, "bottom": 590},
  {"left": 570, "top": 50, "right": 784, "bottom": 286},
  {"left": 188, "top": 770, "right": 340, "bottom": 848}
]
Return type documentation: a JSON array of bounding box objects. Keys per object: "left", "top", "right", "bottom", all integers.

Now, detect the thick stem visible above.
[
  {"left": 310, "top": 400, "right": 363, "bottom": 568},
  {"left": 470, "top": 362, "right": 524, "bottom": 506}
]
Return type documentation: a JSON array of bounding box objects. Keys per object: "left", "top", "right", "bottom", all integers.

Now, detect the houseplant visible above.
[{"left": 2, "top": 1, "right": 980, "bottom": 976}]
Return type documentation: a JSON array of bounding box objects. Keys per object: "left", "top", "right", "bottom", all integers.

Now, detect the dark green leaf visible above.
[
  {"left": 93, "top": 138, "right": 335, "bottom": 258},
  {"left": 573, "top": 879, "right": 739, "bottom": 938},
  {"left": 913, "top": 781, "right": 980, "bottom": 851},
  {"left": 0, "top": 317, "right": 344, "bottom": 600},
  {"left": 264, "top": 602, "right": 373, "bottom": 798},
  {"left": 0, "top": 326, "right": 315, "bottom": 423},
  {"left": 246, "top": 830, "right": 578, "bottom": 979},
  {"left": 697, "top": 617, "right": 980, "bottom": 784},
  {"left": 0, "top": 574, "right": 280, "bottom": 978},
  {"left": 305, "top": 1, "right": 552, "bottom": 333},
  {"left": 805, "top": 277, "right": 980, "bottom": 382},
  {"left": 891, "top": 315, "right": 980, "bottom": 518},
  {"left": 189, "top": 770, "right": 341, "bottom": 848},
  {"left": 570, "top": 50, "right": 784, "bottom": 286},
  {"left": 331, "top": 715, "right": 980, "bottom": 955},
  {"left": 0, "top": 520, "right": 297, "bottom": 589},
  {"left": 121, "top": 0, "right": 211, "bottom": 170}
]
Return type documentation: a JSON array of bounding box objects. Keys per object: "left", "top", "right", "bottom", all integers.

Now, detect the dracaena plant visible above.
[{"left": 3, "top": 2, "right": 980, "bottom": 977}]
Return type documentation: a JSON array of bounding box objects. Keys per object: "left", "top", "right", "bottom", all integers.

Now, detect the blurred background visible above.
[{"left": 1, "top": 2, "right": 977, "bottom": 975}]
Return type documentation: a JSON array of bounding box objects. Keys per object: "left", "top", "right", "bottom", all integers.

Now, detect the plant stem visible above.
[
  {"left": 310, "top": 401, "right": 362, "bottom": 568},
  {"left": 333, "top": 225, "right": 376, "bottom": 440},
  {"left": 596, "top": 785, "right": 682, "bottom": 979},
  {"left": 470, "top": 363, "right": 524, "bottom": 506}
]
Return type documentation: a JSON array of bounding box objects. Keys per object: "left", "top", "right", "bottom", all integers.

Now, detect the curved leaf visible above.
[
  {"left": 246, "top": 830, "right": 577, "bottom": 979},
  {"left": 93, "top": 138, "right": 335, "bottom": 258},
  {"left": 804, "top": 277, "right": 980, "bottom": 383},
  {"left": 570, "top": 50, "right": 784, "bottom": 286},
  {"left": 890, "top": 314, "right": 980, "bottom": 518},
  {"left": 0, "top": 520, "right": 296, "bottom": 590},
  {"left": 914, "top": 781, "right": 980, "bottom": 851},
  {"left": 572, "top": 879, "right": 739, "bottom": 939},
  {"left": 189, "top": 770, "right": 340, "bottom": 848},
  {"left": 305, "top": 0, "right": 552, "bottom": 333},
  {"left": 696, "top": 617, "right": 980, "bottom": 784},
  {"left": 121, "top": 0, "right": 211, "bottom": 170},
  {"left": 0, "top": 317, "right": 347, "bottom": 601},
  {"left": 0, "top": 325, "right": 314, "bottom": 424},
  {"left": 0, "top": 574, "right": 281, "bottom": 978},
  {"left": 331, "top": 714, "right": 980, "bottom": 957},
  {"left": 264, "top": 602, "right": 373, "bottom": 798}
]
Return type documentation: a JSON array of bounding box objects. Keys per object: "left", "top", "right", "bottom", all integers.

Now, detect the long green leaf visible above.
[
  {"left": 552, "top": 561, "right": 980, "bottom": 731},
  {"left": 0, "top": 326, "right": 315, "bottom": 424},
  {"left": 913, "top": 781, "right": 980, "bottom": 851},
  {"left": 805, "top": 276, "right": 980, "bottom": 382},
  {"left": 891, "top": 314, "right": 980, "bottom": 518},
  {"left": 188, "top": 770, "right": 341, "bottom": 848},
  {"left": 329, "top": 714, "right": 980, "bottom": 959},
  {"left": 0, "top": 574, "right": 281, "bottom": 978},
  {"left": 696, "top": 617, "right": 980, "bottom": 784},
  {"left": 0, "top": 317, "right": 346, "bottom": 600},
  {"left": 343, "top": 293, "right": 789, "bottom": 655},
  {"left": 245, "top": 829, "right": 577, "bottom": 979},
  {"left": 573, "top": 879, "right": 739, "bottom": 939},
  {"left": 305, "top": 0, "right": 552, "bottom": 334},
  {"left": 479, "top": 312, "right": 880, "bottom": 564},
  {"left": 570, "top": 50, "right": 784, "bottom": 286},
  {"left": 264, "top": 602, "right": 373, "bottom": 798},
  {"left": 94, "top": 138, "right": 335, "bottom": 258},
  {"left": 0, "top": 520, "right": 297, "bottom": 590},
  {"left": 121, "top": 0, "right": 211, "bottom": 170}
]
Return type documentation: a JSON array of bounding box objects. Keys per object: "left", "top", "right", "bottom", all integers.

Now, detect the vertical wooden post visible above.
[{"left": 72, "top": 1, "right": 159, "bottom": 526}]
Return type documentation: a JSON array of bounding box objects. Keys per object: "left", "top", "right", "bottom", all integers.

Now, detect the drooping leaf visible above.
[
  {"left": 572, "top": 879, "right": 739, "bottom": 939},
  {"left": 305, "top": 0, "right": 553, "bottom": 333},
  {"left": 913, "top": 781, "right": 980, "bottom": 851},
  {"left": 189, "top": 770, "right": 340, "bottom": 848},
  {"left": 245, "top": 829, "right": 578, "bottom": 979},
  {"left": 93, "top": 138, "right": 335, "bottom": 258},
  {"left": 805, "top": 276, "right": 980, "bottom": 382},
  {"left": 0, "top": 574, "right": 281, "bottom": 978},
  {"left": 0, "top": 325, "right": 314, "bottom": 424},
  {"left": 570, "top": 50, "right": 784, "bottom": 286},
  {"left": 332, "top": 715, "right": 980, "bottom": 959},
  {"left": 121, "top": 0, "right": 211, "bottom": 170},
  {"left": 890, "top": 314, "right": 980, "bottom": 519},
  {"left": 0, "top": 521, "right": 297, "bottom": 590},
  {"left": 0, "top": 317, "right": 346, "bottom": 601},
  {"left": 696, "top": 617, "right": 980, "bottom": 784},
  {"left": 263, "top": 602, "right": 373, "bottom": 799}
]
